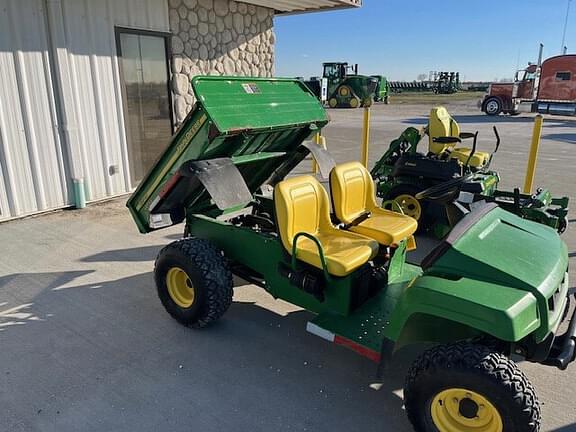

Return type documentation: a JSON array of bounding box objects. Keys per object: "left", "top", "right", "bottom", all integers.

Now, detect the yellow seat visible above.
[
  {"left": 329, "top": 162, "right": 418, "bottom": 247},
  {"left": 274, "top": 175, "right": 378, "bottom": 277},
  {"left": 428, "top": 107, "right": 490, "bottom": 168}
]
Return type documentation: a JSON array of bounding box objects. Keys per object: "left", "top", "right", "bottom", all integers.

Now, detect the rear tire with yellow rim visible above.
[
  {"left": 404, "top": 342, "right": 541, "bottom": 432},
  {"left": 155, "top": 238, "right": 233, "bottom": 328}
]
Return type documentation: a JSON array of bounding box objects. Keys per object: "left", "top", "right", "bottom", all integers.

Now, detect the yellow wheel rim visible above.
[
  {"left": 349, "top": 97, "right": 359, "bottom": 108},
  {"left": 338, "top": 85, "right": 350, "bottom": 96},
  {"left": 431, "top": 388, "right": 503, "bottom": 432},
  {"left": 394, "top": 194, "right": 421, "bottom": 220},
  {"left": 329, "top": 98, "right": 338, "bottom": 108},
  {"left": 166, "top": 267, "right": 195, "bottom": 308}
]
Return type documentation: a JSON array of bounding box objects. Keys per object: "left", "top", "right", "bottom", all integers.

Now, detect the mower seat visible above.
[
  {"left": 428, "top": 107, "right": 490, "bottom": 168},
  {"left": 274, "top": 175, "right": 378, "bottom": 277},
  {"left": 329, "top": 162, "right": 418, "bottom": 247}
]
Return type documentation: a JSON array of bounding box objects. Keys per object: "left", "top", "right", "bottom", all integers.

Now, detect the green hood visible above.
[
  {"left": 426, "top": 205, "right": 567, "bottom": 294},
  {"left": 423, "top": 204, "right": 568, "bottom": 340}
]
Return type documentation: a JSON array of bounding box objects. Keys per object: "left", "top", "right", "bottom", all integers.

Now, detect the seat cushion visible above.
[
  {"left": 451, "top": 147, "right": 490, "bottom": 167},
  {"left": 275, "top": 175, "right": 378, "bottom": 277},
  {"left": 428, "top": 106, "right": 460, "bottom": 155},
  {"left": 350, "top": 208, "right": 418, "bottom": 246},
  {"left": 295, "top": 229, "right": 378, "bottom": 277},
  {"left": 330, "top": 161, "right": 373, "bottom": 224}
]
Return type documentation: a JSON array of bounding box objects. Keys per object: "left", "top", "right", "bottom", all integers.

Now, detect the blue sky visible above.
[{"left": 274, "top": 0, "right": 575, "bottom": 81}]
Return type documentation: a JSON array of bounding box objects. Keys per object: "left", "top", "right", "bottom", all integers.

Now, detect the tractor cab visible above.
[{"left": 322, "top": 62, "right": 358, "bottom": 81}]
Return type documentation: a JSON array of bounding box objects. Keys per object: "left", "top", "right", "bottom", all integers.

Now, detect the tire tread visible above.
[{"left": 404, "top": 341, "right": 541, "bottom": 432}]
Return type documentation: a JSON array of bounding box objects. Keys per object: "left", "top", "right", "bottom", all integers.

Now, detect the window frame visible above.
[{"left": 555, "top": 71, "right": 572, "bottom": 81}]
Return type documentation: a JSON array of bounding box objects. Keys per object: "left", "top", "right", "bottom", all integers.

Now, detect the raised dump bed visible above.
[{"left": 128, "top": 76, "right": 329, "bottom": 233}]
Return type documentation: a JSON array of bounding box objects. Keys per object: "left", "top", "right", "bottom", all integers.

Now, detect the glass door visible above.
[{"left": 117, "top": 30, "right": 173, "bottom": 186}]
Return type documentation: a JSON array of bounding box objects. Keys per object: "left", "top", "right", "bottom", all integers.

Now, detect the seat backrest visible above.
[
  {"left": 274, "top": 175, "right": 332, "bottom": 253},
  {"left": 428, "top": 106, "right": 461, "bottom": 154},
  {"left": 330, "top": 161, "right": 378, "bottom": 224}
]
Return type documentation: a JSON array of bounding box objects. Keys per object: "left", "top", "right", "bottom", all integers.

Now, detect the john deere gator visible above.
[{"left": 128, "top": 76, "right": 575, "bottom": 432}]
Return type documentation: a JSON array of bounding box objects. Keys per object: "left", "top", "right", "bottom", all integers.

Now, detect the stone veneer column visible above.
[{"left": 168, "top": 0, "right": 276, "bottom": 125}]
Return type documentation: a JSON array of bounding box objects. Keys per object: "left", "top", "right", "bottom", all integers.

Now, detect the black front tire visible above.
[
  {"left": 404, "top": 342, "right": 541, "bottom": 432},
  {"left": 557, "top": 217, "right": 568, "bottom": 234},
  {"left": 484, "top": 97, "right": 503, "bottom": 116},
  {"left": 155, "top": 238, "right": 233, "bottom": 328}
]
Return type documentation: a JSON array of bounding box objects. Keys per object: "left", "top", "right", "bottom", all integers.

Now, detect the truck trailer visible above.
[{"left": 482, "top": 45, "right": 576, "bottom": 116}]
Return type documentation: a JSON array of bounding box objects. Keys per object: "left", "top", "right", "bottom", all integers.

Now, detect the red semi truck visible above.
[{"left": 481, "top": 46, "right": 576, "bottom": 116}]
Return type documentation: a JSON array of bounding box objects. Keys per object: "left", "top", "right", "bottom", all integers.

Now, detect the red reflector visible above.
[
  {"left": 159, "top": 172, "right": 182, "bottom": 198},
  {"left": 334, "top": 335, "right": 380, "bottom": 363}
]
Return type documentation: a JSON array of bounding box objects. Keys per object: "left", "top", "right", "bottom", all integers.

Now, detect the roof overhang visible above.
[{"left": 238, "top": 0, "right": 362, "bottom": 15}]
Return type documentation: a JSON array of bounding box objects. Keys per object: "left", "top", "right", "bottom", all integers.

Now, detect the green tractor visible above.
[
  {"left": 321, "top": 62, "right": 378, "bottom": 108},
  {"left": 372, "top": 106, "right": 569, "bottom": 237},
  {"left": 128, "top": 76, "right": 574, "bottom": 432}
]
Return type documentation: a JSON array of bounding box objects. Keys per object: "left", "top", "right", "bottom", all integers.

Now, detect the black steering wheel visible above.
[{"left": 415, "top": 174, "right": 474, "bottom": 203}]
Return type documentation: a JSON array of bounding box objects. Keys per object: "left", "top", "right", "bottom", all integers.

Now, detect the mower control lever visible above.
[
  {"left": 464, "top": 132, "right": 479, "bottom": 169},
  {"left": 433, "top": 136, "right": 461, "bottom": 144},
  {"left": 415, "top": 174, "right": 474, "bottom": 202},
  {"left": 492, "top": 126, "right": 501, "bottom": 153}
]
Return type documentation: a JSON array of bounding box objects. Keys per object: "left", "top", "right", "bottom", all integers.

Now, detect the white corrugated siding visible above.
[
  {"left": 0, "top": 0, "right": 70, "bottom": 220},
  {"left": 0, "top": 0, "right": 169, "bottom": 220},
  {"left": 57, "top": 0, "right": 170, "bottom": 201}
]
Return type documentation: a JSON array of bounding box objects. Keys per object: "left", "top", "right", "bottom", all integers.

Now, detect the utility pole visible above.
[{"left": 561, "top": 0, "right": 572, "bottom": 53}]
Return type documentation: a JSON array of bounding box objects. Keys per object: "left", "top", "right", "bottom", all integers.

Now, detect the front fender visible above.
[{"left": 384, "top": 275, "right": 541, "bottom": 348}]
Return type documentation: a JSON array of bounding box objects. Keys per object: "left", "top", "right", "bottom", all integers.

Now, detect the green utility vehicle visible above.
[
  {"left": 128, "top": 77, "right": 575, "bottom": 432},
  {"left": 372, "top": 107, "right": 569, "bottom": 236},
  {"left": 371, "top": 74, "right": 390, "bottom": 104}
]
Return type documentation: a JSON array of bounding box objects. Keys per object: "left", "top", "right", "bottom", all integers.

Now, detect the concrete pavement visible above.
[{"left": 1, "top": 101, "right": 575, "bottom": 432}]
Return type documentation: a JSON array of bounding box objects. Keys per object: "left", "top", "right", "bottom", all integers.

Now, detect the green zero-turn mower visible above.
[
  {"left": 371, "top": 106, "right": 569, "bottom": 237},
  {"left": 127, "top": 76, "right": 575, "bottom": 432}
]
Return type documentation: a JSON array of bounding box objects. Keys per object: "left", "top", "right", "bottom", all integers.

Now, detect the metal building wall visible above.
[
  {"left": 54, "top": 0, "right": 170, "bottom": 202},
  {"left": 0, "top": 0, "right": 70, "bottom": 221},
  {"left": 0, "top": 0, "right": 170, "bottom": 221}
]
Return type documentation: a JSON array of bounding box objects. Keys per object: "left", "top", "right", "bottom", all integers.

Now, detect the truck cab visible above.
[
  {"left": 513, "top": 63, "right": 539, "bottom": 99},
  {"left": 482, "top": 51, "right": 576, "bottom": 116}
]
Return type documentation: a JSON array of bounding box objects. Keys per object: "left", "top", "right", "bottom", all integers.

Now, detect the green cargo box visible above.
[{"left": 127, "top": 76, "right": 329, "bottom": 234}]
